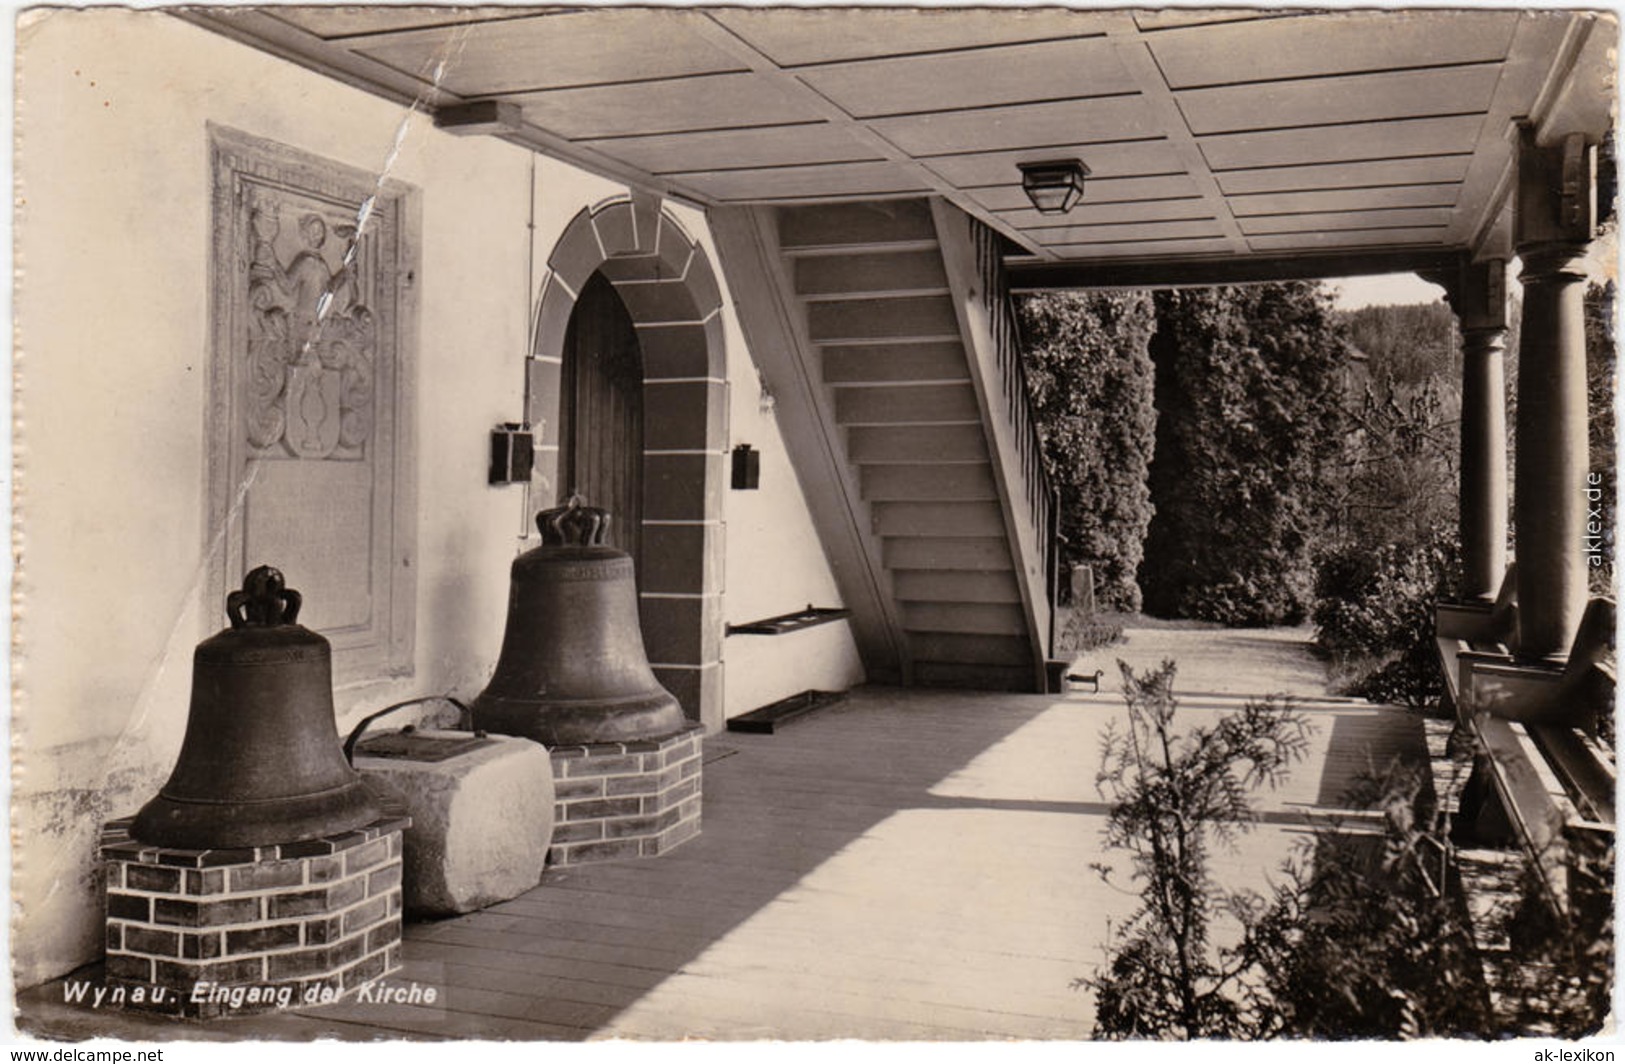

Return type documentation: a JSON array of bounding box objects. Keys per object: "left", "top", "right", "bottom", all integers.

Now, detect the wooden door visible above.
[{"left": 559, "top": 271, "right": 644, "bottom": 573}]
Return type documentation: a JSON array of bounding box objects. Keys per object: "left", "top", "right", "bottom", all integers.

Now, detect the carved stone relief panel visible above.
[
  {"left": 244, "top": 191, "right": 377, "bottom": 461},
  {"left": 207, "top": 126, "right": 418, "bottom": 683}
]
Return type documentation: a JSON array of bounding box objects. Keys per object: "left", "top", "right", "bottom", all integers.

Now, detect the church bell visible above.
[
  {"left": 471, "top": 497, "right": 686, "bottom": 747},
  {"left": 130, "top": 566, "right": 382, "bottom": 849}
]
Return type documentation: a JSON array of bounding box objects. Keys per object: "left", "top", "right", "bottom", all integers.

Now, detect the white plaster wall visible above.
[
  {"left": 13, "top": 10, "right": 865, "bottom": 986},
  {"left": 12, "top": 9, "right": 547, "bottom": 987},
  {"left": 671, "top": 207, "right": 868, "bottom": 718}
]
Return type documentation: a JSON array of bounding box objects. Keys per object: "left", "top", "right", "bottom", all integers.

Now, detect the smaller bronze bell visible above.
[
  {"left": 471, "top": 497, "right": 687, "bottom": 747},
  {"left": 131, "top": 566, "right": 382, "bottom": 849}
]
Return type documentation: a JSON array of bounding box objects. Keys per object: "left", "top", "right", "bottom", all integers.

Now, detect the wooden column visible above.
[
  {"left": 1445, "top": 260, "right": 1510, "bottom": 603},
  {"left": 1512, "top": 124, "right": 1596, "bottom": 662}
]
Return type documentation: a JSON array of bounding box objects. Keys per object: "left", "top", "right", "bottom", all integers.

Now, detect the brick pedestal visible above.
[
  {"left": 100, "top": 815, "right": 409, "bottom": 1019},
  {"left": 549, "top": 724, "right": 703, "bottom": 866}
]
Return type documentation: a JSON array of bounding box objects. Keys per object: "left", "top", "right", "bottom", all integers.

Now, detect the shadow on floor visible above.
[{"left": 18, "top": 689, "right": 1081, "bottom": 1041}]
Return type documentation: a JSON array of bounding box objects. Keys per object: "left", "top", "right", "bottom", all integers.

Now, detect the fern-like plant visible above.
[{"left": 1081, "top": 660, "right": 1310, "bottom": 1038}]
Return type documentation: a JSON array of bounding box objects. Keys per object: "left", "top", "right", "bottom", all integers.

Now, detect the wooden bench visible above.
[{"left": 1436, "top": 576, "right": 1615, "bottom": 913}]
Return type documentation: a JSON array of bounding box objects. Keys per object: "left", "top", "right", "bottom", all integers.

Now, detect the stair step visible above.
[
  {"left": 807, "top": 296, "right": 960, "bottom": 345},
  {"left": 863, "top": 466, "right": 998, "bottom": 504},
  {"left": 847, "top": 425, "right": 989, "bottom": 464},
  {"left": 822, "top": 342, "right": 970, "bottom": 385},
  {"left": 892, "top": 569, "right": 1023, "bottom": 604},
  {"left": 778, "top": 200, "right": 936, "bottom": 253},
  {"left": 913, "top": 661, "right": 1036, "bottom": 692},
  {"left": 872, "top": 501, "right": 1006, "bottom": 538},
  {"left": 902, "top": 601, "right": 1028, "bottom": 636},
  {"left": 910, "top": 632, "right": 1033, "bottom": 667},
  {"left": 835, "top": 383, "right": 980, "bottom": 426},
  {"left": 883, "top": 535, "right": 1012, "bottom": 570},
  {"left": 794, "top": 250, "right": 949, "bottom": 300}
]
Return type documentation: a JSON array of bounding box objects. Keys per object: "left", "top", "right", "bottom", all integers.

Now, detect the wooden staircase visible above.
[{"left": 712, "top": 199, "right": 1055, "bottom": 691}]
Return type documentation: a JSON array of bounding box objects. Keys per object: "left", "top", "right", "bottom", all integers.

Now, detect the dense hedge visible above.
[
  {"left": 1139, "top": 284, "right": 1351, "bottom": 625},
  {"left": 1016, "top": 291, "right": 1157, "bottom": 612}
]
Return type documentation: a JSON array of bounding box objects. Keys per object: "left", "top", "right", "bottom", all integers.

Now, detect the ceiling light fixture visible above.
[{"left": 1018, "top": 159, "right": 1089, "bottom": 215}]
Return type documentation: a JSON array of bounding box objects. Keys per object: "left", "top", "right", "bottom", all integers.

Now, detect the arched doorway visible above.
[
  {"left": 528, "top": 194, "right": 728, "bottom": 731},
  {"left": 559, "top": 271, "right": 644, "bottom": 575}
]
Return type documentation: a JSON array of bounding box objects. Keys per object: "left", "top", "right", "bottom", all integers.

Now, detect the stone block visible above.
[
  {"left": 683, "top": 249, "right": 723, "bottom": 318},
  {"left": 123, "top": 927, "right": 180, "bottom": 957},
  {"left": 652, "top": 663, "right": 723, "bottom": 730},
  {"left": 591, "top": 200, "right": 639, "bottom": 257},
  {"left": 637, "top": 322, "right": 713, "bottom": 380},
  {"left": 126, "top": 865, "right": 183, "bottom": 893},
  {"left": 547, "top": 207, "right": 605, "bottom": 294},
  {"left": 355, "top": 730, "right": 555, "bottom": 917},
  {"left": 643, "top": 379, "right": 728, "bottom": 451},
  {"left": 642, "top": 452, "right": 725, "bottom": 522},
  {"left": 181, "top": 932, "right": 223, "bottom": 960},
  {"left": 640, "top": 591, "right": 723, "bottom": 669},
  {"left": 613, "top": 277, "right": 704, "bottom": 325}
]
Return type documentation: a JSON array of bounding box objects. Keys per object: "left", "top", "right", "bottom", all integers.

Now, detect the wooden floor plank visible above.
[{"left": 19, "top": 623, "right": 1434, "bottom": 1043}]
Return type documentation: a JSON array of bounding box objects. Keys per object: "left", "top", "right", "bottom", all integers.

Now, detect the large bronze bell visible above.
[
  {"left": 130, "top": 566, "right": 382, "bottom": 848},
  {"left": 471, "top": 497, "right": 686, "bottom": 747}
]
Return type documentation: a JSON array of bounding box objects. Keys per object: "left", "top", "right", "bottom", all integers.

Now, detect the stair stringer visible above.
[{"left": 929, "top": 198, "right": 1055, "bottom": 692}]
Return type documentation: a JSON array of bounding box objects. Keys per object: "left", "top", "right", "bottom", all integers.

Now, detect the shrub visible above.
[
  {"left": 1485, "top": 834, "right": 1613, "bottom": 1038},
  {"left": 1082, "top": 668, "right": 1613, "bottom": 1039},
  {"left": 1312, "top": 529, "right": 1461, "bottom": 707},
  {"left": 1140, "top": 284, "right": 1351, "bottom": 625},
  {"left": 1055, "top": 610, "right": 1126, "bottom": 654},
  {"left": 1329, "top": 377, "right": 1460, "bottom": 551},
  {"left": 1017, "top": 291, "right": 1157, "bottom": 612},
  {"left": 1245, "top": 763, "right": 1492, "bottom": 1038}
]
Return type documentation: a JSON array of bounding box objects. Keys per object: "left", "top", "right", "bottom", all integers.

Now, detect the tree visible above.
[
  {"left": 1083, "top": 667, "right": 1609, "bottom": 1039},
  {"left": 1140, "top": 284, "right": 1351, "bottom": 624},
  {"left": 1083, "top": 660, "right": 1309, "bottom": 1038},
  {"left": 1017, "top": 290, "right": 1157, "bottom": 611},
  {"left": 1330, "top": 301, "right": 1462, "bottom": 549}
]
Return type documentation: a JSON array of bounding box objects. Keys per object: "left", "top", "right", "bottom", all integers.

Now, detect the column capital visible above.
[
  {"left": 1517, "top": 242, "right": 1593, "bottom": 284},
  {"left": 1459, "top": 323, "right": 1509, "bottom": 352},
  {"left": 1514, "top": 122, "right": 1597, "bottom": 252},
  {"left": 1442, "top": 258, "right": 1509, "bottom": 332}
]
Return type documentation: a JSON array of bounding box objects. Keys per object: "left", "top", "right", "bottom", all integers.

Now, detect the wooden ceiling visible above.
[{"left": 187, "top": 6, "right": 1616, "bottom": 283}]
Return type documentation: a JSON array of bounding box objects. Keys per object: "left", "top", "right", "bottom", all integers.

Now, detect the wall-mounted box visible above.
[
  {"left": 731, "top": 444, "right": 760, "bottom": 490},
  {"left": 489, "top": 423, "right": 534, "bottom": 485}
]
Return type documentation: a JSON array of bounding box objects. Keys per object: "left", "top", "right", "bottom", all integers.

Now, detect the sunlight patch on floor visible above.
[
  {"left": 927, "top": 701, "right": 1109, "bottom": 804},
  {"left": 592, "top": 808, "right": 1117, "bottom": 1040}
]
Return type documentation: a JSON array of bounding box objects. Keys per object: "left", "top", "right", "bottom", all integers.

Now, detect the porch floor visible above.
[{"left": 17, "top": 625, "right": 1430, "bottom": 1042}]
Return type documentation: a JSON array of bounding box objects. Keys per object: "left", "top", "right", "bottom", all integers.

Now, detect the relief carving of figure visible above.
[{"left": 243, "top": 195, "right": 377, "bottom": 460}]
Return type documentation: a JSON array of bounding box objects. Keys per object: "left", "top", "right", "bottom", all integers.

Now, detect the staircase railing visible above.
[{"left": 968, "top": 216, "right": 1060, "bottom": 646}]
